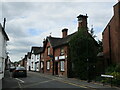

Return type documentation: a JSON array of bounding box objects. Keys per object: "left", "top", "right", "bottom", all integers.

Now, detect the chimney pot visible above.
[
  {"left": 77, "top": 14, "right": 88, "bottom": 29},
  {"left": 62, "top": 28, "right": 68, "bottom": 38}
]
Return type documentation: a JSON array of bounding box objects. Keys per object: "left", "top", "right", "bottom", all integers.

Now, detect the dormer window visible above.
[{"left": 47, "top": 46, "right": 50, "bottom": 55}]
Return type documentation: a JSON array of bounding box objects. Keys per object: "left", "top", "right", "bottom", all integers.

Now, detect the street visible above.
[
  {"left": 2, "top": 70, "right": 119, "bottom": 89},
  {"left": 2, "top": 71, "right": 86, "bottom": 89}
]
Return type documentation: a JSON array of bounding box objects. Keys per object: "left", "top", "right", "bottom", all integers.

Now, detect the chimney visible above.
[
  {"left": 43, "top": 38, "right": 46, "bottom": 46},
  {"left": 3, "top": 18, "right": 6, "bottom": 30},
  {"left": 77, "top": 14, "right": 88, "bottom": 29},
  {"left": 62, "top": 28, "right": 68, "bottom": 38}
]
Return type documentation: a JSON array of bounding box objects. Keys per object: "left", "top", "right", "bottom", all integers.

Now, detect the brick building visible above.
[
  {"left": 41, "top": 14, "right": 98, "bottom": 77},
  {"left": 102, "top": 1, "right": 120, "bottom": 66}
]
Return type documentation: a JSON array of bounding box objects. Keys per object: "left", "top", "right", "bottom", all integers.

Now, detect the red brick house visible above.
[
  {"left": 102, "top": 1, "right": 120, "bottom": 66},
  {"left": 41, "top": 14, "right": 98, "bottom": 77}
]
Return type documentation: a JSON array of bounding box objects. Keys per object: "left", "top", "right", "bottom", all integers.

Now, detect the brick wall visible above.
[
  {"left": 43, "top": 41, "right": 53, "bottom": 75},
  {"left": 103, "top": 2, "right": 120, "bottom": 64},
  {"left": 54, "top": 45, "right": 68, "bottom": 77}
]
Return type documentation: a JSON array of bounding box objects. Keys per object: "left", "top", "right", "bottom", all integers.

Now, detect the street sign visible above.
[{"left": 101, "top": 74, "right": 114, "bottom": 78}]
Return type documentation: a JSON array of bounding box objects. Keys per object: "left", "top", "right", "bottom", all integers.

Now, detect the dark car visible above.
[
  {"left": 12, "top": 66, "right": 27, "bottom": 78},
  {"left": 9, "top": 66, "right": 16, "bottom": 72}
]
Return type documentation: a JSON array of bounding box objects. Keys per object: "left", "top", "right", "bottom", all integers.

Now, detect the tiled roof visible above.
[
  {"left": 47, "top": 31, "right": 98, "bottom": 48},
  {"left": 27, "top": 52, "right": 31, "bottom": 59},
  {"left": 31, "top": 47, "right": 43, "bottom": 55},
  {"left": 47, "top": 32, "right": 76, "bottom": 48}
]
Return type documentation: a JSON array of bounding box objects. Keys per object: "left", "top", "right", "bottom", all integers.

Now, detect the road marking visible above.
[
  {"left": 15, "top": 78, "right": 25, "bottom": 83},
  {"left": 58, "top": 80, "right": 88, "bottom": 88},
  {"left": 18, "top": 82, "right": 22, "bottom": 88}
]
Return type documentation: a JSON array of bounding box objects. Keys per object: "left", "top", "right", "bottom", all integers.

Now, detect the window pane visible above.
[
  {"left": 48, "top": 47, "right": 50, "bottom": 55},
  {"left": 47, "top": 61, "right": 50, "bottom": 70},
  {"left": 60, "top": 48, "right": 64, "bottom": 55},
  {"left": 60, "top": 61, "right": 64, "bottom": 71}
]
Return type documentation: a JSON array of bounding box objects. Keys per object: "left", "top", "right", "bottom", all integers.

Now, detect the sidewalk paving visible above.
[{"left": 29, "top": 71, "right": 120, "bottom": 89}]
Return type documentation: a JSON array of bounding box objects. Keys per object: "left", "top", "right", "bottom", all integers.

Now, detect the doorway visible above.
[{"left": 55, "top": 62, "right": 58, "bottom": 75}]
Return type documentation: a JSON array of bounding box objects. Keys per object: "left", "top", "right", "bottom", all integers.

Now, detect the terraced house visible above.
[{"left": 41, "top": 14, "right": 98, "bottom": 77}]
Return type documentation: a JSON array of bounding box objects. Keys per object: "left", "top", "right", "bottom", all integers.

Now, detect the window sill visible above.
[
  {"left": 60, "top": 70, "right": 65, "bottom": 72},
  {"left": 47, "top": 69, "right": 50, "bottom": 71}
]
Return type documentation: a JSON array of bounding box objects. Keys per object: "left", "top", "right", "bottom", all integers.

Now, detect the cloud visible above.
[{"left": 1, "top": 2, "right": 116, "bottom": 62}]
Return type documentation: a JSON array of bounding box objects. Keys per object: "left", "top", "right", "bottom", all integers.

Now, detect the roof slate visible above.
[
  {"left": 31, "top": 47, "right": 43, "bottom": 55},
  {"left": 47, "top": 32, "right": 76, "bottom": 48},
  {"left": 47, "top": 30, "right": 98, "bottom": 48}
]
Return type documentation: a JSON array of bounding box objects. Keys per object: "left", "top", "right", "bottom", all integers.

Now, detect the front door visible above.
[{"left": 55, "top": 62, "right": 58, "bottom": 75}]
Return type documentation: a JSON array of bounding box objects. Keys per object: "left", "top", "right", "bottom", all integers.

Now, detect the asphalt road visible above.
[
  {"left": 2, "top": 71, "right": 119, "bottom": 90},
  {"left": 2, "top": 71, "right": 87, "bottom": 89}
]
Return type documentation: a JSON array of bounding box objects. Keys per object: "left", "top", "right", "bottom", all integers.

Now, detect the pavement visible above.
[{"left": 2, "top": 70, "right": 20, "bottom": 89}]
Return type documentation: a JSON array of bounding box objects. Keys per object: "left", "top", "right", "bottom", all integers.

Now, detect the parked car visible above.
[
  {"left": 12, "top": 66, "right": 27, "bottom": 78},
  {"left": 9, "top": 66, "right": 16, "bottom": 72}
]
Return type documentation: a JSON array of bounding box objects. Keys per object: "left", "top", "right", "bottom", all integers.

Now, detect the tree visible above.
[
  {"left": 89, "top": 25, "right": 96, "bottom": 38},
  {"left": 69, "top": 27, "right": 98, "bottom": 80},
  {"left": 97, "top": 40, "right": 103, "bottom": 52}
]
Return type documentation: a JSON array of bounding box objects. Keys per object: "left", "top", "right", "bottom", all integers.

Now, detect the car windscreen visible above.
[{"left": 16, "top": 67, "right": 26, "bottom": 70}]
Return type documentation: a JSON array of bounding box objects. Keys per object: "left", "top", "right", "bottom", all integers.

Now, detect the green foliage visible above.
[
  {"left": 105, "top": 64, "right": 116, "bottom": 73},
  {"left": 102, "top": 64, "right": 120, "bottom": 86},
  {"left": 69, "top": 28, "right": 98, "bottom": 80},
  {"left": 97, "top": 40, "right": 103, "bottom": 52}
]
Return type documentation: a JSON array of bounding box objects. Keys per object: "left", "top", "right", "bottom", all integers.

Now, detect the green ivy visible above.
[{"left": 69, "top": 28, "right": 98, "bottom": 80}]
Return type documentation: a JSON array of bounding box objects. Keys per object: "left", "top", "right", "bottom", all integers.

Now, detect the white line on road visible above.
[
  {"left": 18, "top": 82, "right": 22, "bottom": 88},
  {"left": 15, "top": 78, "right": 25, "bottom": 83}
]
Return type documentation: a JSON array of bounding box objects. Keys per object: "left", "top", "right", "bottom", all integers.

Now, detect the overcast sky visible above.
[{"left": 0, "top": 0, "right": 117, "bottom": 62}]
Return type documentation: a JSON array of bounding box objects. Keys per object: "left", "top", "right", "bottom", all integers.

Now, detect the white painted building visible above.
[
  {"left": 26, "top": 52, "right": 31, "bottom": 71},
  {"left": 30, "top": 47, "right": 43, "bottom": 72},
  {"left": 0, "top": 21, "right": 9, "bottom": 79}
]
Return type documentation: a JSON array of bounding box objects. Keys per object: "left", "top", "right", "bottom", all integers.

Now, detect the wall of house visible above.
[
  {"left": 36, "top": 54, "right": 40, "bottom": 71},
  {"left": 31, "top": 54, "right": 35, "bottom": 71},
  {"left": 44, "top": 42, "right": 53, "bottom": 75},
  {"left": 0, "top": 26, "right": 7, "bottom": 79},
  {"left": 54, "top": 45, "right": 68, "bottom": 77},
  {"left": 27, "top": 57, "right": 31, "bottom": 71},
  {"left": 40, "top": 53, "right": 44, "bottom": 73},
  {"left": 103, "top": 2, "right": 120, "bottom": 64}
]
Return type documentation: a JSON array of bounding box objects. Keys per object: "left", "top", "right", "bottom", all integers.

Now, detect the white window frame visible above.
[
  {"left": 41, "top": 62, "right": 43, "bottom": 69},
  {"left": 60, "top": 61, "right": 65, "bottom": 71},
  {"left": 47, "top": 61, "right": 50, "bottom": 70}
]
